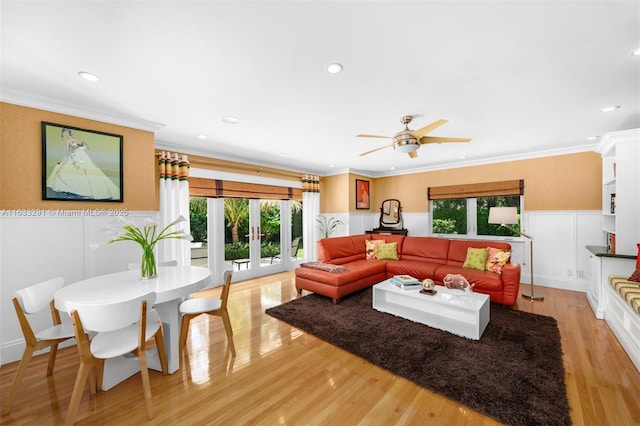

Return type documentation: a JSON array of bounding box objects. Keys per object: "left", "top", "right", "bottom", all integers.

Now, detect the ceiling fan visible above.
[{"left": 357, "top": 115, "right": 471, "bottom": 158}]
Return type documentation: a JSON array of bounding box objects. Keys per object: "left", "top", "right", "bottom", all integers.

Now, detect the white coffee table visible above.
[{"left": 372, "top": 279, "right": 490, "bottom": 340}]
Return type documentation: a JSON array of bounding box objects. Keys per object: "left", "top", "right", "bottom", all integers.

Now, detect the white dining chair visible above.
[
  {"left": 2, "top": 277, "right": 75, "bottom": 416},
  {"left": 65, "top": 292, "right": 168, "bottom": 424},
  {"left": 178, "top": 269, "right": 235, "bottom": 368},
  {"left": 127, "top": 259, "right": 178, "bottom": 270}
]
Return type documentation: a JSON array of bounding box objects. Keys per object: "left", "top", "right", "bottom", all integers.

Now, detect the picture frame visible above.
[
  {"left": 355, "top": 179, "right": 370, "bottom": 210},
  {"left": 42, "top": 122, "right": 124, "bottom": 202}
]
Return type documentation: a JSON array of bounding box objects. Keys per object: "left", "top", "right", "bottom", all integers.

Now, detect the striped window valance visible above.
[
  {"left": 428, "top": 179, "right": 524, "bottom": 200},
  {"left": 189, "top": 177, "right": 302, "bottom": 201},
  {"left": 158, "top": 151, "right": 189, "bottom": 182},
  {"left": 302, "top": 174, "right": 320, "bottom": 193}
]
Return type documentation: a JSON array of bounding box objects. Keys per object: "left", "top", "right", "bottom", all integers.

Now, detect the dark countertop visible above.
[{"left": 586, "top": 245, "right": 637, "bottom": 259}]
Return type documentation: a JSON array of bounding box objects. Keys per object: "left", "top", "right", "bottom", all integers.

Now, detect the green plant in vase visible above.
[{"left": 109, "top": 216, "right": 192, "bottom": 278}]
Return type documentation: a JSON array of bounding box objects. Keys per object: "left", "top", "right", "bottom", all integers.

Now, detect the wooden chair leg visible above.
[
  {"left": 46, "top": 343, "right": 59, "bottom": 376},
  {"left": 137, "top": 350, "right": 154, "bottom": 420},
  {"left": 178, "top": 315, "right": 192, "bottom": 369},
  {"left": 95, "top": 359, "right": 105, "bottom": 392},
  {"left": 65, "top": 361, "right": 91, "bottom": 425},
  {"left": 1, "top": 346, "right": 35, "bottom": 415},
  {"left": 154, "top": 329, "right": 168, "bottom": 375},
  {"left": 220, "top": 310, "right": 236, "bottom": 356}
]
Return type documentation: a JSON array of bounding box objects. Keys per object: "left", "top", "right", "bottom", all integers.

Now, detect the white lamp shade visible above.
[
  {"left": 394, "top": 143, "right": 419, "bottom": 153},
  {"left": 488, "top": 207, "right": 518, "bottom": 225}
]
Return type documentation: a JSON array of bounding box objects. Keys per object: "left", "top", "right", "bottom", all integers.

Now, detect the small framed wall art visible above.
[
  {"left": 41, "top": 122, "right": 124, "bottom": 202},
  {"left": 356, "top": 179, "right": 370, "bottom": 210}
]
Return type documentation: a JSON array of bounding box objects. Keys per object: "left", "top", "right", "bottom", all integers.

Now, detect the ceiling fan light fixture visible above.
[{"left": 394, "top": 142, "right": 420, "bottom": 153}]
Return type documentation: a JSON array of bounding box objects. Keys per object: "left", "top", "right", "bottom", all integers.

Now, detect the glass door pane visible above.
[
  {"left": 260, "top": 200, "right": 281, "bottom": 268},
  {"left": 189, "top": 197, "right": 208, "bottom": 266},
  {"left": 224, "top": 198, "right": 286, "bottom": 280},
  {"left": 224, "top": 198, "right": 250, "bottom": 271}
]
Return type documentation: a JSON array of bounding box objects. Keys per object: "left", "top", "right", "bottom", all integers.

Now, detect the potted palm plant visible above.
[{"left": 316, "top": 216, "right": 344, "bottom": 239}]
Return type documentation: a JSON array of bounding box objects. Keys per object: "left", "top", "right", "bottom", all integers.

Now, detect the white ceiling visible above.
[{"left": 2, "top": 1, "right": 639, "bottom": 177}]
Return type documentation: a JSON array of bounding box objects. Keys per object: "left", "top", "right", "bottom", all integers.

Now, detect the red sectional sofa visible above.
[{"left": 295, "top": 234, "right": 521, "bottom": 305}]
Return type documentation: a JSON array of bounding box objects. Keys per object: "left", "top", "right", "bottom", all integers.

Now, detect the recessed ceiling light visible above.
[
  {"left": 459, "top": 156, "right": 468, "bottom": 159},
  {"left": 600, "top": 106, "right": 620, "bottom": 112},
  {"left": 327, "top": 63, "right": 343, "bottom": 74},
  {"left": 221, "top": 116, "right": 240, "bottom": 124},
  {"left": 631, "top": 48, "right": 640, "bottom": 56},
  {"left": 78, "top": 71, "right": 99, "bottom": 82},
  {"left": 389, "top": 166, "right": 396, "bottom": 170},
  {"left": 279, "top": 153, "right": 286, "bottom": 157},
  {"left": 330, "top": 164, "right": 336, "bottom": 168},
  {"left": 586, "top": 135, "right": 599, "bottom": 141},
  {"left": 197, "top": 134, "right": 207, "bottom": 139}
]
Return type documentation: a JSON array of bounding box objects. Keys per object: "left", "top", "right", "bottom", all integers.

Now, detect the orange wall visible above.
[
  {"left": 320, "top": 174, "right": 350, "bottom": 213},
  {"left": 322, "top": 152, "right": 601, "bottom": 213},
  {"left": 0, "top": 102, "right": 157, "bottom": 210}
]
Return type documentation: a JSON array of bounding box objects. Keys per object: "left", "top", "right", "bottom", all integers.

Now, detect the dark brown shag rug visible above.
[{"left": 266, "top": 288, "right": 571, "bottom": 426}]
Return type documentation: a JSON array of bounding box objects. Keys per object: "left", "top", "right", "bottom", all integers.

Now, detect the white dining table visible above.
[{"left": 55, "top": 265, "right": 211, "bottom": 389}]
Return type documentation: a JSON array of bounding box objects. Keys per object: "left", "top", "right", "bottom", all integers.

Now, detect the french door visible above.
[
  {"left": 226, "top": 199, "right": 283, "bottom": 280},
  {"left": 190, "top": 197, "right": 302, "bottom": 283}
]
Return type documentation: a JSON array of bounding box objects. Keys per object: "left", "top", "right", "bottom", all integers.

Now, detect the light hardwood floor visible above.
[{"left": 1, "top": 271, "right": 639, "bottom": 425}]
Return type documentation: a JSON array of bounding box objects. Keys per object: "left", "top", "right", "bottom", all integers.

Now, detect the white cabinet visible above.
[
  {"left": 595, "top": 129, "right": 640, "bottom": 256},
  {"left": 587, "top": 251, "right": 603, "bottom": 318},
  {"left": 586, "top": 246, "right": 635, "bottom": 319}
]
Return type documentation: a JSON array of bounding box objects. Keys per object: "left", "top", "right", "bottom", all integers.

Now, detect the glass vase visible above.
[{"left": 140, "top": 245, "right": 157, "bottom": 279}]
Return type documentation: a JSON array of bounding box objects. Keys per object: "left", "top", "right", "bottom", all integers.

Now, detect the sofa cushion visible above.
[
  {"left": 385, "top": 260, "right": 443, "bottom": 280},
  {"left": 447, "top": 239, "right": 512, "bottom": 267},
  {"left": 629, "top": 263, "right": 640, "bottom": 282},
  {"left": 463, "top": 247, "right": 489, "bottom": 271},
  {"left": 486, "top": 247, "right": 512, "bottom": 274},
  {"left": 318, "top": 235, "right": 370, "bottom": 264},
  {"left": 300, "top": 262, "right": 350, "bottom": 274},
  {"left": 366, "top": 239, "right": 386, "bottom": 260},
  {"left": 296, "top": 259, "right": 386, "bottom": 287},
  {"left": 318, "top": 236, "right": 355, "bottom": 262},
  {"left": 377, "top": 242, "right": 399, "bottom": 260},
  {"left": 400, "top": 237, "right": 449, "bottom": 263},
  {"left": 435, "top": 265, "right": 504, "bottom": 292}
]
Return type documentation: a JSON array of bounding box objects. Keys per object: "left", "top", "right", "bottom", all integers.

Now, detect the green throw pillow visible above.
[
  {"left": 463, "top": 247, "right": 489, "bottom": 271},
  {"left": 377, "top": 242, "right": 398, "bottom": 260}
]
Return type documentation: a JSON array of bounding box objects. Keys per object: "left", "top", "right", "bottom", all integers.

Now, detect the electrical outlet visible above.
[
  {"left": 577, "top": 270, "right": 584, "bottom": 278},
  {"left": 566, "top": 269, "right": 572, "bottom": 276}
]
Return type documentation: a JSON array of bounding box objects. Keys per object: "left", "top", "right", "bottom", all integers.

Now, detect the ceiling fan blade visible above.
[
  {"left": 419, "top": 136, "right": 472, "bottom": 144},
  {"left": 408, "top": 151, "right": 418, "bottom": 159},
  {"left": 356, "top": 134, "right": 393, "bottom": 139},
  {"left": 410, "top": 119, "right": 449, "bottom": 139},
  {"left": 359, "top": 144, "right": 393, "bottom": 156}
]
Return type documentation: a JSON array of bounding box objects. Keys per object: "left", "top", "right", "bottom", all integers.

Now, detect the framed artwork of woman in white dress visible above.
[{"left": 41, "top": 122, "right": 123, "bottom": 201}]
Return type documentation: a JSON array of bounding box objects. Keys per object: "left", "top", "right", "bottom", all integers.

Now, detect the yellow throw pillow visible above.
[
  {"left": 377, "top": 242, "right": 398, "bottom": 260},
  {"left": 486, "top": 247, "right": 512, "bottom": 274},
  {"left": 463, "top": 247, "right": 489, "bottom": 271},
  {"left": 365, "top": 239, "right": 386, "bottom": 260}
]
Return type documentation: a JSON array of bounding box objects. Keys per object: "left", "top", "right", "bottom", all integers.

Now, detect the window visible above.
[
  {"left": 431, "top": 195, "right": 522, "bottom": 237},
  {"left": 429, "top": 180, "right": 524, "bottom": 238}
]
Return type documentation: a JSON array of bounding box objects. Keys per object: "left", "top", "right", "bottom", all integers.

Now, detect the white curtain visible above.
[
  {"left": 158, "top": 152, "right": 191, "bottom": 266},
  {"left": 302, "top": 175, "right": 320, "bottom": 261}
]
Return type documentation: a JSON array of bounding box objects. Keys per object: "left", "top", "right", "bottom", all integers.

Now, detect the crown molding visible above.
[
  {"left": 1, "top": 90, "right": 165, "bottom": 133},
  {"left": 595, "top": 128, "right": 640, "bottom": 155}
]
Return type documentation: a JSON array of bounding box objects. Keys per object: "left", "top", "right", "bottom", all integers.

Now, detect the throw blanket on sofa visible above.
[{"left": 301, "top": 262, "right": 350, "bottom": 274}]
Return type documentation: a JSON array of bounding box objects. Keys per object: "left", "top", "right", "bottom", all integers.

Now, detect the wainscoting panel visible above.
[{"left": 0, "top": 212, "right": 155, "bottom": 365}]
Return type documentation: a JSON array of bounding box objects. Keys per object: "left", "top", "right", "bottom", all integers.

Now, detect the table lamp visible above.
[{"left": 488, "top": 207, "right": 544, "bottom": 301}]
